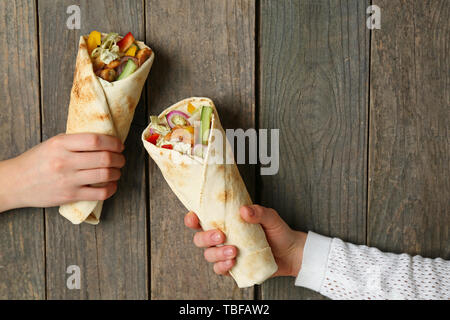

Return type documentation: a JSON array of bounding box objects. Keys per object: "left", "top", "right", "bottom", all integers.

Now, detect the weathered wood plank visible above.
[
  {"left": 0, "top": 0, "right": 45, "bottom": 299},
  {"left": 259, "top": 0, "right": 369, "bottom": 299},
  {"left": 369, "top": 0, "right": 449, "bottom": 259},
  {"left": 39, "top": 0, "right": 148, "bottom": 299},
  {"left": 146, "top": 0, "right": 255, "bottom": 299}
]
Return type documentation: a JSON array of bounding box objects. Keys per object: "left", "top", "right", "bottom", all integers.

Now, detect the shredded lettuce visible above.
[
  {"left": 149, "top": 116, "right": 171, "bottom": 136},
  {"left": 91, "top": 33, "right": 121, "bottom": 64},
  {"left": 149, "top": 116, "right": 192, "bottom": 155},
  {"left": 101, "top": 33, "right": 119, "bottom": 50}
]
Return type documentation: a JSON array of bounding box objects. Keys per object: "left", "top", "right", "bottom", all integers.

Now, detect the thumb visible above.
[{"left": 240, "top": 205, "right": 287, "bottom": 233}]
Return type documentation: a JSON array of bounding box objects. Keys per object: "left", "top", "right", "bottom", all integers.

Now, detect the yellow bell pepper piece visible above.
[
  {"left": 185, "top": 126, "right": 194, "bottom": 134},
  {"left": 87, "top": 31, "right": 101, "bottom": 55},
  {"left": 125, "top": 45, "right": 137, "bottom": 57},
  {"left": 187, "top": 102, "right": 196, "bottom": 114}
]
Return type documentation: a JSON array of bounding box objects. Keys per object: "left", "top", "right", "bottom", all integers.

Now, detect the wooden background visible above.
[{"left": 0, "top": 0, "right": 448, "bottom": 300}]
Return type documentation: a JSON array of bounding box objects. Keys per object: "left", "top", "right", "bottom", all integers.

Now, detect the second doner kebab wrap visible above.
[
  {"left": 142, "top": 97, "right": 278, "bottom": 288},
  {"left": 59, "top": 31, "right": 154, "bottom": 225}
]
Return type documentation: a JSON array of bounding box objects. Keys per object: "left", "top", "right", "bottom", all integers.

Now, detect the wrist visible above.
[
  {"left": 0, "top": 158, "right": 22, "bottom": 212},
  {"left": 289, "top": 231, "right": 307, "bottom": 277}
]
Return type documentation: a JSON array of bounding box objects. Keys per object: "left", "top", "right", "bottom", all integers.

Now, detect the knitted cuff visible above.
[{"left": 295, "top": 231, "right": 332, "bottom": 292}]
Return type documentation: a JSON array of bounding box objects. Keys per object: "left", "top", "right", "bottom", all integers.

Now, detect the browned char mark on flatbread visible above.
[
  {"left": 210, "top": 220, "right": 225, "bottom": 233},
  {"left": 217, "top": 189, "right": 233, "bottom": 203},
  {"left": 163, "top": 161, "right": 185, "bottom": 187},
  {"left": 127, "top": 95, "right": 135, "bottom": 111},
  {"left": 180, "top": 162, "right": 188, "bottom": 169},
  {"left": 91, "top": 113, "right": 111, "bottom": 122},
  {"left": 71, "top": 77, "right": 95, "bottom": 104}
]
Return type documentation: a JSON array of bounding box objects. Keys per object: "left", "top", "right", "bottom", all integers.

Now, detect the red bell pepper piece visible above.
[
  {"left": 146, "top": 133, "right": 160, "bottom": 145},
  {"left": 117, "top": 32, "right": 135, "bottom": 53},
  {"left": 161, "top": 144, "right": 173, "bottom": 150}
]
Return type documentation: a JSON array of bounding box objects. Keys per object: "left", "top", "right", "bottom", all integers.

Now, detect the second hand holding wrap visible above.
[{"left": 142, "top": 98, "right": 278, "bottom": 287}]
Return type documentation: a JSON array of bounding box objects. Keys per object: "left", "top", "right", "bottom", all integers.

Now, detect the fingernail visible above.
[
  {"left": 225, "top": 260, "right": 233, "bottom": 266},
  {"left": 247, "top": 206, "right": 255, "bottom": 217},
  {"left": 211, "top": 232, "right": 222, "bottom": 242},
  {"left": 224, "top": 248, "right": 234, "bottom": 257}
]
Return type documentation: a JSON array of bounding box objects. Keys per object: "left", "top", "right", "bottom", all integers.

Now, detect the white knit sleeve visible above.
[{"left": 295, "top": 231, "right": 450, "bottom": 300}]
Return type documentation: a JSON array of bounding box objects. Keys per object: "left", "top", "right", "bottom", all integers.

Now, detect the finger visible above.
[
  {"left": 61, "top": 133, "right": 124, "bottom": 153},
  {"left": 240, "top": 205, "right": 288, "bottom": 233},
  {"left": 193, "top": 229, "right": 225, "bottom": 248},
  {"left": 204, "top": 246, "right": 237, "bottom": 263},
  {"left": 213, "top": 260, "right": 235, "bottom": 275},
  {"left": 75, "top": 168, "right": 121, "bottom": 186},
  {"left": 76, "top": 181, "right": 118, "bottom": 201},
  {"left": 184, "top": 212, "right": 202, "bottom": 230},
  {"left": 70, "top": 151, "right": 126, "bottom": 170}
]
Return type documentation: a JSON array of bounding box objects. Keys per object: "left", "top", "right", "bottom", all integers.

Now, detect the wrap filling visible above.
[
  {"left": 87, "top": 31, "right": 152, "bottom": 82},
  {"left": 145, "top": 101, "right": 214, "bottom": 159}
]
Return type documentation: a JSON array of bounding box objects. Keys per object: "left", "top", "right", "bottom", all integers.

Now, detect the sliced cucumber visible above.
[
  {"left": 117, "top": 59, "right": 137, "bottom": 81},
  {"left": 200, "top": 106, "right": 213, "bottom": 145}
]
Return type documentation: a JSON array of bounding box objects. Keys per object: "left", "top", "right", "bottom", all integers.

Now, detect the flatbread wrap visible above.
[
  {"left": 59, "top": 31, "right": 154, "bottom": 225},
  {"left": 142, "top": 97, "right": 278, "bottom": 288}
]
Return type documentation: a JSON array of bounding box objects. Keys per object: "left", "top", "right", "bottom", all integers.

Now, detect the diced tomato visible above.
[
  {"left": 146, "top": 133, "right": 160, "bottom": 145},
  {"left": 161, "top": 144, "right": 173, "bottom": 150},
  {"left": 117, "top": 32, "right": 135, "bottom": 52}
]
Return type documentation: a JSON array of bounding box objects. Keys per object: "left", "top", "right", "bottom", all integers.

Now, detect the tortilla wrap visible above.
[
  {"left": 142, "top": 97, "right": 278, "bottom": 288},
  {"left": 59, "top": 34, "right": 154, "bottom": 225}
]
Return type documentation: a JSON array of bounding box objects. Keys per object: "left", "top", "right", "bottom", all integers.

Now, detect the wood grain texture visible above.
[
  {"left": 259, "top": 0, "right": 369, "bottom": 299},
  {"left": 146, "top": 0, "right": 255, "bottom": 299},
  {"left": 1, "top": 0, "right": 448, "bottom": 301},
  {"left": 369, "top": 0, "right": 449, "bottom": 258},
  {"left": 0, "top": 0, "right": 45, "bottom": 299},
  {"left": 39, "top": 0, "right": 148, "bottom": 299}
]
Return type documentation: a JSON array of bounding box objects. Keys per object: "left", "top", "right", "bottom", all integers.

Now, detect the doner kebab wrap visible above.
[
  {"left": 59, "top": 31, "right": 154, "bottom": 225},
  {"left": 142, "top": 97, "right": 278, "bottom": 287}
]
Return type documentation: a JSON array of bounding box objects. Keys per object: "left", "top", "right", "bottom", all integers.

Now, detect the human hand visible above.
[
  {"left": 0, "top": 133, "right": 125, "bottom": 212},
  {"left": 184, "top": 205, "right": 307, "bottom": 277}
]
